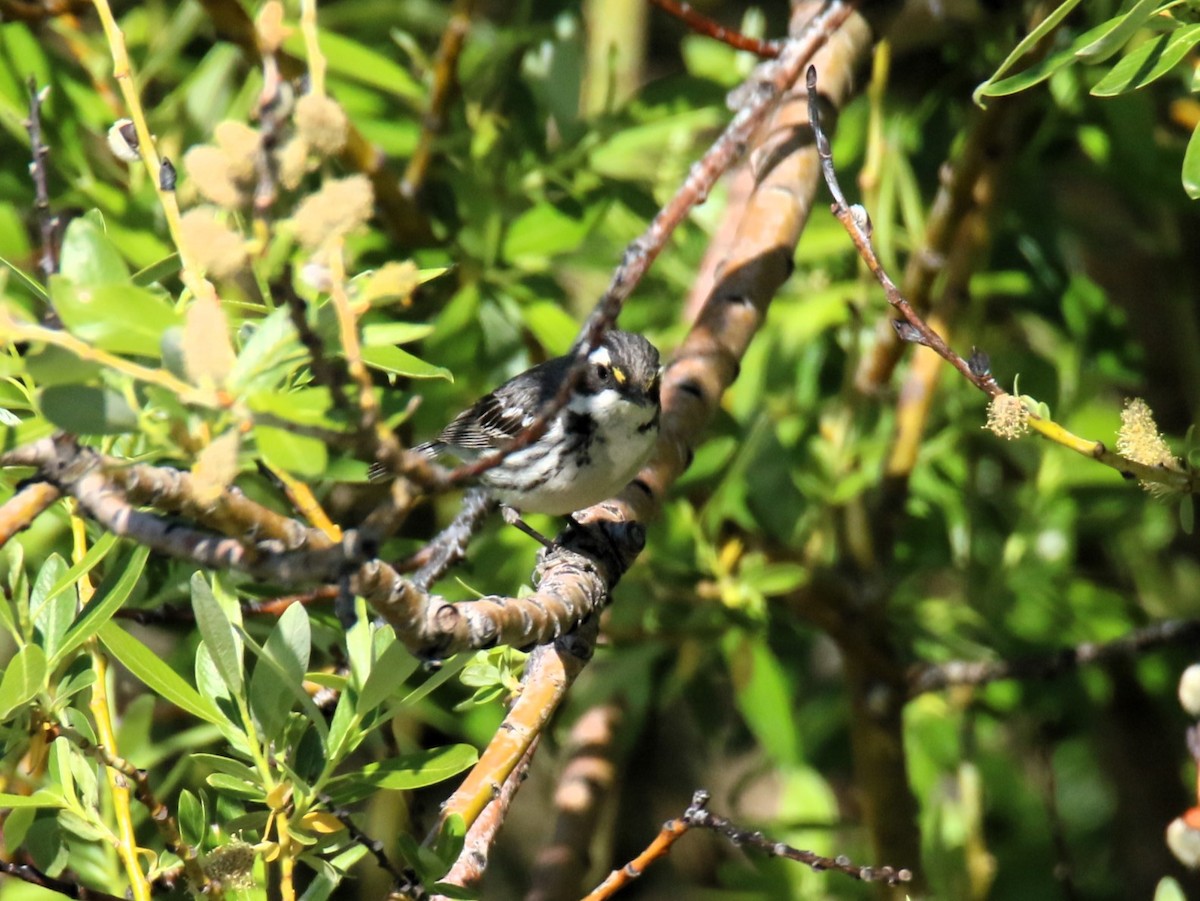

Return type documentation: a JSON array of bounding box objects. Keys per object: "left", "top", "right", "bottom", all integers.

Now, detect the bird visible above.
[{"left": 395, "top": 329, "right": 662, "bottom": 542}]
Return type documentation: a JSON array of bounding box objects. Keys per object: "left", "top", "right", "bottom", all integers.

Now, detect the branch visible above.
[
  {"left": 805, "top": 65, "right": 1199, "bottom": 496},
  {"left": 432, "top": 737, "right": 538, "bottom": 897},
  {"left": 526, "top": 702, "right": 624, "bottom": 901},
  {"left": 43, "top": 719, "right": 213, "bottom": 896},
  {"left": 25, "top": 78, "right": 58, "bottom": 282},
  {"left": 0, "top": 481, "right": 62, "bottom": 545},
  {"left": 402, "top": 0, "right": 476, "bottom": 199},
  {"left": 425, "top": 622, "right": 598, "bottom": 844},
  {"left": 0, "top": 861, "right": 128, "bottom": 901},
  {"left": 438, "top": 0, "right": 858, "bottom": 491},
  {"left": 907, "top": 618, "right": 1200, "bottom": 697},
  {"left": 649, "top": 0, "right": 781, "bottom": 58},
  {"left": 581, "top": 790, "right": 912, "bottom": 899}
]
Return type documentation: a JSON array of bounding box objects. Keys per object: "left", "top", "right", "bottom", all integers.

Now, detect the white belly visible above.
[{"left": 491, "top": 399, "right": 657, "bottom": 516}]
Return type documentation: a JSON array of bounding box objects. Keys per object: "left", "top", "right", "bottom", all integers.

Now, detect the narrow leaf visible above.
[
  {"left": 0, "top": 644, "right": 47, "bottom": 719},
  {"left": 1183, "top": 122, "right": 1200, "bottom": 199},
  {"left": 974, "top": 0, "right": 1084, "bottom": 104},
  {"left": 52, "top": 546, "right": 149, "bottom": 668},
  {"left": 98, "top": 622, "right": 225, "bottom": 727},
  {"left": 0, "top": 791, "right": 64, "bottom": 809},
  {"left": 191, "top": 571, "right": 244, "bottom": 695},
  {"left": 1074, "top": 0, "right": 1162, "bottom": 63}
]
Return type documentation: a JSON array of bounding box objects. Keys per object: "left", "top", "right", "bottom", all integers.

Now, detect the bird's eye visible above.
[{"left": 594, "top": 363, "right": 610, "bottom": 382}]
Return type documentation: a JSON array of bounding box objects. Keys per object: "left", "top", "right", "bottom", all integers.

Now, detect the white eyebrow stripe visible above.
[{"left": 587, "top": 346, "right": 612, "bottom": 366}]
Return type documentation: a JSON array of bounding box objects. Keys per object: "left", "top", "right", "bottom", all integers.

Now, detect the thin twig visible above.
[
  {"left": 43, "top": 719, "right": 214, "bottom": 896},
  {"left": 649, "top": 0, "right": 781, "bottom": 58},
  {"left": 0, "top": 860, "right": 129, "bottom": 901},
  {"left": 314, "top": 791, "right": 409, "bottom": 887},
  {"left": 805, "top": 65, "right": 1199, "bottom": 496},
  {"left": 907, "top": 618, "right": 1200, "bottom": 696},
  {"left": 278, "top": 276, "right": 351, "bottom": 410},
  {"left": 402, "top": 0, "right": 475, "bottom": 198},
  {"left": 408, "top": 487, "right": 494, "bottom": 590},
  {"left": 25, "top": 78, "right": 58, "bottom": 282},
  {"left": 581, "top": 790, "right": 911, "bottom": 899}
]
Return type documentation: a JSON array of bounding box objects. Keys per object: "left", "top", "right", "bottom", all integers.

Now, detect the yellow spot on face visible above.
[{"left": 612, "top": 366, "right": 627, "bottom": 385}]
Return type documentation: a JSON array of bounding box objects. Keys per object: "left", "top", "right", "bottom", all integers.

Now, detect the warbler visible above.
[{"left": 413, "top": 329, "right": 661, "bottom": 528}]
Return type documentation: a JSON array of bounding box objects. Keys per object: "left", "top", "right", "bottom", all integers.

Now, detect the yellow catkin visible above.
[
  {"left": 295, "top": 93, "right": 349, "bottom": 157},
  {"left": 984, "top": 394, "right": 1029, "bottom": 440},
  {"left": 183, "top": 145, "right": 246, "bottom": 209},
  {"left": 178, "top": 207, "right": 247, "bottom": 279},
  {"left": 292, "top": 175, "right": 374, "bottom": 249},
  {"left": 214, "top": 120, "right": 261, "bottom": 182},
  {"left": 1116, "top": 397, "right": 1178, "bottom": 468},
  {"left": 1117, "top": 397, "right": 1181, "bottom": 494},
  {"left": 276, "top": 136, "right": 311, "bottom": 190}
]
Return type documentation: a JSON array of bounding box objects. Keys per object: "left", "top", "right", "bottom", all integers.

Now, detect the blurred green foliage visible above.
[{"left": 1, "top": 1, "right": 1200, "bottom": 900}]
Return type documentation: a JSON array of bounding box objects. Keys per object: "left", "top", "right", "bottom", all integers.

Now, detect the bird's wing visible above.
[{"left": 439, "top": 392, "right": 533, "bottom": 450}]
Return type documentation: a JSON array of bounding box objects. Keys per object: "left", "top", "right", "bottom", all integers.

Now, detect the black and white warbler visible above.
[{"left": 386, "top": 330, "right": 661, "bottom": 529}]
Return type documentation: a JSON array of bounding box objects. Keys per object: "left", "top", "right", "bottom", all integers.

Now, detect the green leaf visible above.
[
  {"left": 190, "top": 754, "right": 260, "bottom": 782},
  {"left": 502, "top": 203, "right": 600, "bottom": 261},
  {"left": 132, "top": 253, "right": 182, "bottom": 287},
  {"left": 723, "top": 632, "right": 798, "bottom": 766},
  {"left": 0, "top": 643, "right": 47, "bottom": 719},
  {"left": 1183, "top": 122, "right": 1200, "bottom": 199},
  {"left": 98, "top": 622, "right": 225, "bottom": 727},
  {"left": 361, "top": 322, "right": 435, "bottom": 346},
  {"left": 1155, "top": 877, "right": 1187, "bottom": 901},
  {"left": 178, "top": 789, "right": 205, "bottom": 847},
  {"left": 254, "top": 424, "right": 328, "bottom": 477},
  {"left": 324, "top": 745, "right": 479, "bottom": 804},
  {"left": 206, "top": 773, "right": 266, "bottom": 800},
  {"left": 0, "top": 253, "right": 50, "bottom": 301},
  {"left": 228, "top": 306, "right": 305, "bottom": 393},
  {"left": 521, "top": 301, "right": 578, "bottom": 356},
  {"left": 247, "top": 603, "right": 312, "bottom": 743},
  {"left": 58, "top": 212, "right": 130, "bottom": 287},
  {"left": 358, "top": 639, "right": 420, "bottom": 715},
  {"left": 973, "top": 0, "right": 1084, "bottom": 104},
  {"left": 52, "top": 545, "right": 149, "bottom": 669},
  {"left": 40, "top": 385, "right": 138, "bottom": 435},
  {"left": 1091, "top": 25, "right": 1200, "bottom": 96},
  {"left": 0, "top": 791, "right": 64, "bottom": 809},
  {"left": 359, "top": 345, "right": 453, "bottom": 380},
  {"left": 191, "top": 571, "right": 244, "bottom": 696},
  {"left": 247, "top": 388, "right": 338, "bottom": 432},
  {"left": 1074, "top": 0, "right": 1161, "bottom": 63},
  {"left": 282, "top": 30, "right": 422, "bottom": 102},
  {"left": 50, "top": 278, "right": 182, "bottom": 357},
  {"left": 30, "top": 553, "right": 71, "bottom": 662},
  {"left": 24, "top": 346, "right": 104, "bottom": 386},
  {"left": 35, "top": 532, "right": 118, "bottom": 622}
]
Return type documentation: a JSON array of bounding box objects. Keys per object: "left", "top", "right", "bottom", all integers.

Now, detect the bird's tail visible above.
[{"left": 367, "top": 441, "right": 443, "bottom": 483}]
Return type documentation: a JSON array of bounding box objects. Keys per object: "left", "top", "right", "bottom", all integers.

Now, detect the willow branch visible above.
[
  {"left": 581, "top": 790, "right": 911, "bottom": 899},
  {"left": 806, "top": 65, "right": 1199, "bottom": 495},
  {"left": 908, "top": 618, "right": 1200, "bottom": 697}
]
